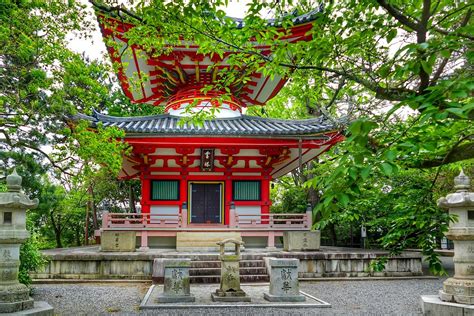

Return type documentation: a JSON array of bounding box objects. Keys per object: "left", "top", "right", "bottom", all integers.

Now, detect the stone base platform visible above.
[
  {"left": 211, "top": 292, "right": 251, "bottom": 302},
  {"left": 0, "top": 298, "right": 34, "bottom": 313},
  {"left": 32, "top": 246, "right": 423, "bottom": 281},
  {"left": 156, "top": 294, "right": 195, "bottom": 303},
  {"left": 264, "top": 292, "right": 306, "bottom": 302},
  {"left": 140, "top": 284, "right": 330, "bottom": 309},
  {"left": 1, "top": 301, "right": 54, "bottom": 316},
  {"left": 421, "top": 295, "right": 474, "bottom": 315}
]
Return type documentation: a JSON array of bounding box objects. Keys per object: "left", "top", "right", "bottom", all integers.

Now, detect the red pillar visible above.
[
  {"left": 261, "top": 177, "right": 270, "bottom": 214},
  {"left": 261, "top": 173, "right": 271, "bottom": 224},
  {"left": 141, "top": 176, "right": 150, "bottom": 214},
  {"left": 224, "top": 173, "right": 232, "bottom": 225},
  {"left": 180, "top": 175, "right": 188, "bottom": 224}
]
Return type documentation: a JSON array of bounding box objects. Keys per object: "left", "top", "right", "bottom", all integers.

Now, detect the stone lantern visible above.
[
  {"left": 0, "top": 169, "right": 53, "bottom": 314},
  {"left": 437, "top": 170, "right": 474, "bottom": 305},
  {"left": 211, "top": 238, "right": 251, "bottom": 302}
]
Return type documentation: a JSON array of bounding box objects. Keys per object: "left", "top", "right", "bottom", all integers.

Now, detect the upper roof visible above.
[
  {"left": 92, "top": 3, "right": 322, "bottom": 109},
  {"left": 77, "top": 111, "right": 337, "bottom": 138},
  {"left": 91, "top": 1, "right": 323, "bottom": 30}
]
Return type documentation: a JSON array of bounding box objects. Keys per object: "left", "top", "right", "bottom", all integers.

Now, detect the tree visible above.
[{"left": 90, "top": 0, "right": 472, "bottom": 272}]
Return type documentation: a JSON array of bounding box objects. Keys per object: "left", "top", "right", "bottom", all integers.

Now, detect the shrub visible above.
[{"left": 19, "top": 233, "right": 47, "bottom": 286}]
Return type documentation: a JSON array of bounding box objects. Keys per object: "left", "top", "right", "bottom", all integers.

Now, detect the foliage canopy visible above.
[{"left": 0, "top": 0, "right": 472, "bottom": 276}]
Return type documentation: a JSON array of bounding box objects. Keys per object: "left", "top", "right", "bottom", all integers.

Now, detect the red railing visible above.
[
  {"left": 104, "top": 212, "right": 182, "bottom": 228},
  {"left": 235, "top": 213, "right": 309, "bottom": 228},
  {"left": 102, "top": 211, "right": 311, "bottom": 230}
]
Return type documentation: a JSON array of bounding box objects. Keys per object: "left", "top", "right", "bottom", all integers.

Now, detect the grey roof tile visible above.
[{"left": 75, "top": 111, "right": 338, "bottom": 137}]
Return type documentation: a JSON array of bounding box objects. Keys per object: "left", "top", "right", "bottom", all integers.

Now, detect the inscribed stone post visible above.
[
  {"left": 264, "top": 258, "right": 305, "bottom": 302},
  {"left": 156, "top": 258, "right": 194, "bottom": 303}
]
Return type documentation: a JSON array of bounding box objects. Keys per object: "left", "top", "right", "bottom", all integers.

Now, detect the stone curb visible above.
[
  {"left": 139, "top": 284, "right": 331, "bottom": 309},
  {"left": 32, "top": 276, "right": 438, "bottom": 284}
]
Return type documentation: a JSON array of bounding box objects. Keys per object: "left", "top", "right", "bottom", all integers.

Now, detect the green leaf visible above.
[
  {"left": 386, "top": 29, "right": 397, "bottom": 43},
  {"left": 360, "top": 166, "right": 371, "bottom": 180},
  {"left": 339, "top": 193, "right": 350, "bottom": 207},
  {"left": 348, "top": 120, "right": 362, "bottom": 135},
  {"left": 418, "top": 42, "right": 429, "bottom": 50},
  {"left": 383, "top": 150, "right": 397, "bottom": 161},
  {"left": 451, "top": 90, "right": 468, "bottom": 98},
  {"left": 462, "top": 103, "right": 474, "bottom": 113},
  {"left": 380, "top": 162, "right": 393, "bottom": 176},
  {"left": 348, "top": 167, "right": 358, "bottom": 180},
  {"left": 440, "top": 50, "right": 451, "bottom": 58},
  {"left": 445, "top": 107, "right": 466, "bottom": 118},
  {"left": 420, "top": 60, "right": 432, "bottom": 75}
]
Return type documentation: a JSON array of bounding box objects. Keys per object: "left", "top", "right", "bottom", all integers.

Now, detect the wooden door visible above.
[{"left": 190, "top": 183, "right": 222, "bottom": 224}]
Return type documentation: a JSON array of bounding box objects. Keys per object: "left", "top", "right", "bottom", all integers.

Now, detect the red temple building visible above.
[{"left": 86, "top": 5, "right": 344, "bottom": 250}]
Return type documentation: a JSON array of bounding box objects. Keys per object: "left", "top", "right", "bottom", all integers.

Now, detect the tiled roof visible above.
[
  {"left": 77, "top": 111, "right": 337, "bottom": 137},
  {"left": 231, "top": 7, "right": 324, "bottom": 28},
  {"left": 92, "top": 2, "right": 323, "bottom": 29}
]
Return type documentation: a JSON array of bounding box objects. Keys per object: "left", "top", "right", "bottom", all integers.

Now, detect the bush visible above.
[{"left": 19, "top": 233, "right": 47, "bottom": 286}]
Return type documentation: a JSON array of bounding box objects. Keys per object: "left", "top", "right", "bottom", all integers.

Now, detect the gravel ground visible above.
[
  {"left": 31, "top": 256, "right": 453, "bottom": 315},
  {"left": 31, "top": 277, "right": 446, "bottom": 315}
]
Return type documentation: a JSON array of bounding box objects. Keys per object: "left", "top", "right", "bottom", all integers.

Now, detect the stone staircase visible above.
[{"left": 189, "top": 256, "right": 269, "bottom": 283}]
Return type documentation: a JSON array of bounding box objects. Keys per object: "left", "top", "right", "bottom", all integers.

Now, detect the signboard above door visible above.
[{"left": 201, "top": 148, "right": 215, "bottom": 171}]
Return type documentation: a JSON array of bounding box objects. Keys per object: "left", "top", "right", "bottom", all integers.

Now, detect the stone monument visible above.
[
  {"left": 421, "top": 170, "right": 474, "bottom": 315},
  {"left": 211, "top": 238, "right": 251, "bottom": 302},
  {"left": 101, "top": 231, "right": 136, "bottom": 252},
  {"left": 283, "top": 231, "right": 320, "bottom": 251},
  {"left": 156, "top": 258, "right": 195, "bottom": 303},
  {"left": 264, "top": 258, "right": 305, "bottom": 302},
  {"left": 0, "top": 169, "right": 54, "bottom": 315}
]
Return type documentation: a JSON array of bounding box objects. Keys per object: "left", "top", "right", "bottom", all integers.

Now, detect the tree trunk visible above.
[
  {"left": 89, "top": 186, "right": 98, "bottom": 231},
  {"left": 75, "top": 226, "right": 81, "bottom": 246},
  {"left": 129, "top": 182, "right": 137, "bottom": 213},
  {"left": 54, "top": 228, "right": 63, "bottom": 248},
  {"left": 85, "top": 196, "right": 90, "bottom": 246},
  {"left": 329, "top": 223, "right": 338, "bottom": 246},
  {"left": 49, "top": 211, "right": 63, "bottom": 248}
]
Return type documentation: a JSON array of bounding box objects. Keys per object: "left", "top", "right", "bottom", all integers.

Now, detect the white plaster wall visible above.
[
  {"left": 150, "top": 205, "right": 179, "bottom": 224},
  {"left": 235, "top": 205, "right": 261, "bottom": 224}
]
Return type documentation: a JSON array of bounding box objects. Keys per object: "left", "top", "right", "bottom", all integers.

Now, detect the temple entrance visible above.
[{"left": 189, "top": 182, "right": 223, "bottom": 224}]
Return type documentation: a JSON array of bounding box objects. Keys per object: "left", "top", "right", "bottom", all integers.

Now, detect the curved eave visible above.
[
  {"left": 75, "top": 111, "right": 342, "bottom": 139},
  {"left": 90, "top": 1, "right": 323, "bottom": 29},
  {"left": 122, "top": 131, "right": 339, "bottom": 140}
]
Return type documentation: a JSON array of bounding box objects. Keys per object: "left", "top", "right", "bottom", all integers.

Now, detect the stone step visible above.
[
  {"left": 190, "top": 274, "right": 269, "bottom": 284},
  {"left": 190, "top": 267, "right": 268, "bottom": 276},
  {"left": 190, "top": 260, "right": 266, "bottom": 269},
  {"left": 156, "top": 254, "right": 265, "bottom": 261}
]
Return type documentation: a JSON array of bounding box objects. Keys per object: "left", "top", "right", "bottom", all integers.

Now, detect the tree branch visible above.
[
  {"left": 416, "top": 0, "right": 431, "bottom": 92},
  {"left": 375, "top": 0, "right": 419, "bottom": 30},
  {"left": 414, "top": 140, "right": 474, "bottom": 168},
  {"left": 431, "top": 8, "right": 472, "bottom": 85},
  {"left": 326, "top": 79, "right": 345, "bottom": 110},
  {"left": 14, "top": 141, "right": 74, "bottom": 176}
]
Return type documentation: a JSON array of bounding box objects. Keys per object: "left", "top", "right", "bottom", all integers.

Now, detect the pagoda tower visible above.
[{"left": 83, "top": 3, "right": 343, "bottom": 249}]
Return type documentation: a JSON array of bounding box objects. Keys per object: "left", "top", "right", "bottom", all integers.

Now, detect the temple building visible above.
[{"left": 84, "top": 4, "right": 344, "bottom": 249}]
